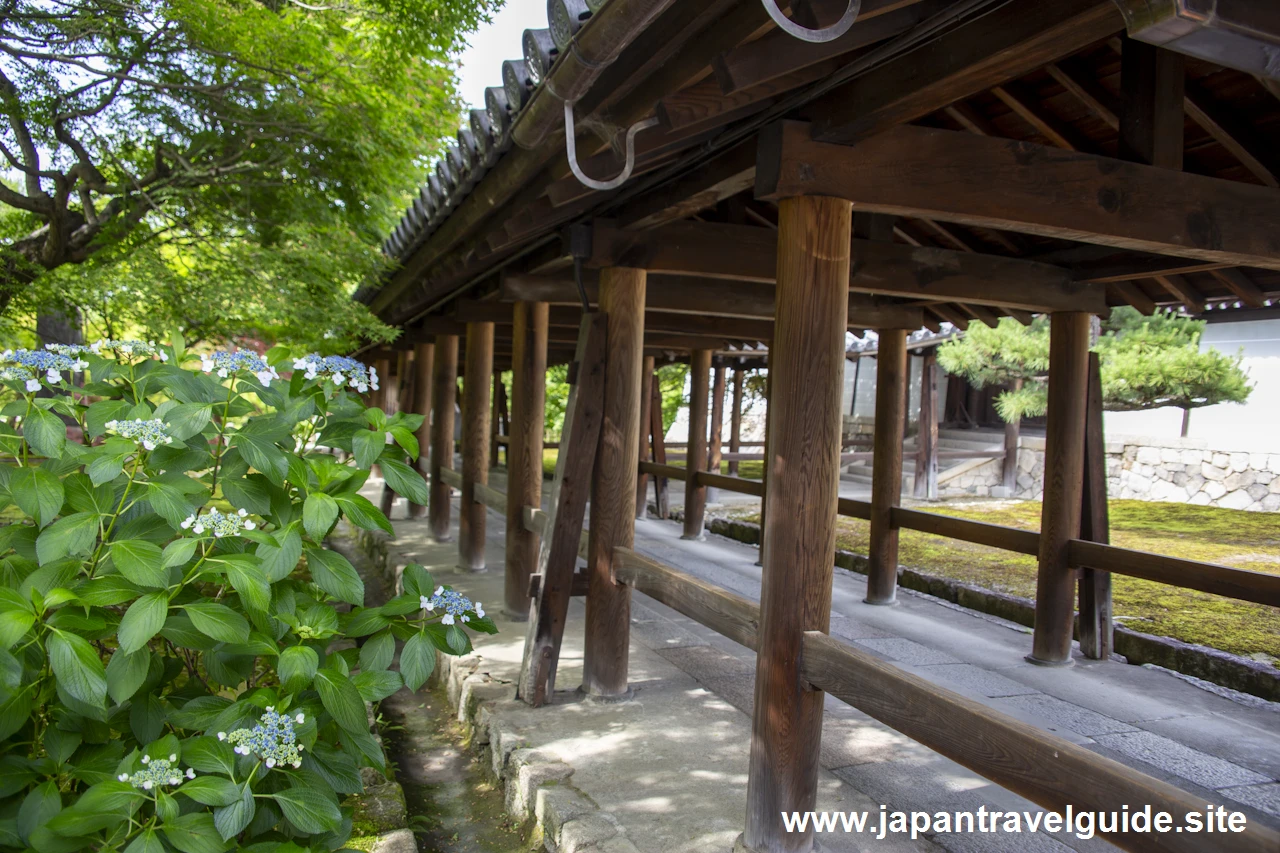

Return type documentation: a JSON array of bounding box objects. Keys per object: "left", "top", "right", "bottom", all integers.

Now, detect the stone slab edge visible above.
[
  {"left": 664, "top": 509, "right": 1280, "bottom": 703},
  {"left": 344, "top": 526, "right": 642, "bottom": 853}
]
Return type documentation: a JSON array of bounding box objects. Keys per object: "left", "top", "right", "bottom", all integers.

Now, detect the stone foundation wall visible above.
[
  {"left": 1110, "top": 438, "right": 1280, "bottom": 512},
  {"left": 936, "top": 434, "right": 1280, "bottom": 512}
]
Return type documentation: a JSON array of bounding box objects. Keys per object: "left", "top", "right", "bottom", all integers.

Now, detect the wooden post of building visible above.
[
  {"left": 745, "top": 195, "right": 852, "bottom": 853},
  {"left": 728, "top": 367, "right": 745, "bottom": 476},
  {"left": 379, "top": 353, "right": 403, "bottom": 518},
  {"left": 459, "top": 323, "right": 495, "bottom": 571},
  {"left": 429, "top": 335, "right": 459, "bottom": 542},
  {"left": 1030, "top": 312, "right": 1092, "bottom": 665},
  {"left": 651, "top": 375, "right": 670, "bottom": 518},
  {"left": 866, "top": 329, "right": 907, "bottom": 605},
  {"left": 636, "top": 356, "right": 655, "bottom": 519},
  {"left": 709, "top": 363, "right": 726, "bottom": 475},
  {"left": 490, "top": 374, "right": 504, "bottom": 469},
  {"left": 505, "top": 302, "right": 548, "bottom": 620},
  {"left": 584, "top": 268, "right": 646, "bottom": 699},
  {"left": 682, "top": 349, "right": 712, "bottom": 540},
  {"left": 408, "top": 343, "right": 434, "bottom": 519},
  {"left": 913, "top": 349, "right": 938, "bottom": 500},
  {"left": 1002, "top": 379, "right": 1022, "bottom": 496},
  {"left": 1077, "top": 353, "right": 1113, "bottom": 659}
]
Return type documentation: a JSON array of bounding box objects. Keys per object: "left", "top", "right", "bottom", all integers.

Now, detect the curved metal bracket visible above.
[
  {"left": 565, "top": 100, "right": 660, "bottom": 192},
  {"left": 761, "top": 0, "right": 861, "bottom": 43}
]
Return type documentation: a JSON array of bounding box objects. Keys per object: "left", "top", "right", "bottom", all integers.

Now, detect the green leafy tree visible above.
[
  {"left": 0, "top": 338, "right": 494, "bottom": 850},
  {"left": 937, "top": 309, "right": 1252, "bottom": 422},
  {"left": 0, "top": 0, "right": 498, "bottom": 349}
]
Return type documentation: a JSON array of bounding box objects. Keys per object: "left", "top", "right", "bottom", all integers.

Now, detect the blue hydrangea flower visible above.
[
  {"left": 219, "top": 707, "right": 306, "bottom": 769},
  {"left": 0, "top": 366, "right": 38, "bottom": 392},
  {"left": 291, "top": 354, "right": 379, "bottom": 394},
  {"left": 104, "top": 418, "right": 174, "bottom": 451},
  {"left": 89, "top": 339, "right": 168, "bottom": 361},
  {"left": 420, "top": 586, "right": 483, "bottom": 626},
  {"left": 0, "top": 347, "right": 87, "bottom": 388},
  {"left": 180, "top": 507, "right": 256, "bottom": 537},
  {"left": 200, "top": 350, "right": 279, "bottom": 386},
  {"left": 117, "top": 753, "right": 195, "bottom": 790}
]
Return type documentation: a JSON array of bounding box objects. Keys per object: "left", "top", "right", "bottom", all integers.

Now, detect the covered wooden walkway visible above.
[{"left": 355, "top": 2, "right": 1280, "bottom": 850}]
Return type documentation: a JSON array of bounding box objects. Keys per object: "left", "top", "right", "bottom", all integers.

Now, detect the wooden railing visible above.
[
  {"left": 622, "top": 462, "right": 1280, "bottom": 608},
  {"left": 438, "top": 472, "right": 1280, "bottom": 853}
]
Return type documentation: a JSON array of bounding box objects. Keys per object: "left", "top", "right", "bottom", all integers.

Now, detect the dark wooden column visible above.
[
  {"left": 682, "top": 349, "right": 712, "bottom": 540},
  {"left": 1030, "top": 312, "right": 1091, "bottom": 665},
  {"left": 408, "top": 343, "right": 434, "bottom": 519},
  {"left": 745, "top": 195, "right": 852, "bottom": 853},
  {"left": 1077, "top": 352, "right": 1112, "bottom": 660},
  {"left": 650, "top": 374, "right": 670, "bottom": 518},
  {"left": 584, "top": 268, "right": 647, "bottom": 699},
  {"left": 913, "top": 349, "right": 938, "bottom": 500},
  {"left": 1119, "top": 36, "right": 1185, "bottom": 170},
  {"left": 505, "top": 302, "right": 547, "bottom": 619},
  {"left": 1001, "top": 379, "right": 1022, "bottom": 495},
  {"left": 490, "top": 374, "right": 503, "bottom": 469},
  {"left": 428, "top": 335, "right": 458, "bottom": 542},
  {"left": 708, "top": 363, "right": 726, "bottom": 476},
  {"left": 728, "top": 367, "right": 745, "bottom": 475},
  {"left": 866, "top": 330, "right": 907, "bottom": 605},
  {"left": 635, "top": 355, "right": 655, "bottom": 520},
  {"left": 458, "top": 323, "right": 494, "bottom": 571}
]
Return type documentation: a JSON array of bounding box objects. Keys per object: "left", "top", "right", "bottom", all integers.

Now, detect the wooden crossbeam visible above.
[
  {"left": 1108, "top": 281, "right": 1157, "bottom": 315},
  {"left": 1184, "top": 86, "right": 1280, "bottom": 189},
  {"left": 619, "top": 139, "right": 757, "bottom": 230},
  {"left": 1152, "top": 274, "right": 1206, "bottom": 313},
  {"left": 1045, "top": 62, "right": 1120, "bottom": 130},
  {"left": 804, "top": 0, "right": 1123, "bottom": 144},
  {"left": 757, "top": 121, "right": 1280, "bottom": 271},
  {"left": 1208, "top": 268, "right": 1267, "bottom": 309},
  {"left": 585, "top": 219, "right": 1103, "bottom": 313},
  {"left": 501, "top": 271, "right": 777, "bottom": 319}
]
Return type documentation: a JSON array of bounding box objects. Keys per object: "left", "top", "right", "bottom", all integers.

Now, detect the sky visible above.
[{"left": 456, "top": 0, "right": 551, "bottom": 110}]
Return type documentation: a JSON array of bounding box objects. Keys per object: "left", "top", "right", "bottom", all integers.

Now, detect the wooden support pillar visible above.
[
  {"left": 505, "top": 302, "right": 548, "bottom": 620},
  {"left": 650, "top": 375, "right": 670, "bottom": 518},
  {"left": 1001, "top": 379, "right": 1022, "bottom": 495},
  {"left": 459, "top": 323, "right": 495, "bottom": 571},
  {"left": 379, "top": 353, "right": 401, "bottom": 517},
  {"left": 1077, "top": 352, "right": 1113, "bottom": 660},
  {"left": 408, "top": 343, "right": 434, "bottom": 519},
  {"left": 728, "top": 367, "right": 745, "bottom": 475},
  {"left": 636, "top": 356, "right": 655, "bottom": 519},
  {"left": 584, "top": 268, "right": 647, "bottom": 699},
  {"left": 709, "top": 363, "right": 726, "bottom": 477},
  {"left": 913, "top": 349, "right": 938, "bottom": 500},
  {"left": 490, "top": 374, "right": 504, "bottom": 469},
  {"left": 1119, "top": 35, "right": 1185, "bottom": 170},
  {"left": 866, "top": 330, "right": 907, "bottom": 605},
  {"left": 429, "top": 335, "right": 459, "bottom": 542},
  {"left": 682, "top": 349, "right": 712, "bottom": 540},
  {"left": 745, "top": 195, "right": 852, "bottom": 853},
  {"left": 1030, "top": 312, "right": 1091, "bottom": 666}
]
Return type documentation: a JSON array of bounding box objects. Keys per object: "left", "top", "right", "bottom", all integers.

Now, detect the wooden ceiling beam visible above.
[
  {"left": 1108, "top": 281, "right": 1157, "bottom": 315},
  {"left": 943, "top": 101, "right": 999, "bottom": 136},
  {"left": 1152, "top": 274, "right": 1206, "bottom": 313},
  {"left": 990, "top": 83, "right": 1085, "bottom": 151},
  {"left": 710, "top": 0, "right": 943, "bottom": 96},
  {"left": 1045, "top": 62, "right": 1120, "bottom": 130},
  {"left": 963, "top": 304, "right": 1002, "bottom": 329},
  {"left": 1183, "top": 86, "right": 1280, "bottom": 189},
  {"left": 618, "top": 139, "right": 757, "bottom": 231},
  {"left": 585, "top": 219, "right": 1103, "bottom": 312},
  {"left": 804, "top": 0, "right": 1123, "bottom": 144},
  {"left": 757, "top": 121, "right": 1280, "bottom": 271},
  {"left": 1208, "top": 268, "right": 1267, "bottom": 309},
  {"left": 927, "top": 303, "right": 970, "bottom": 330}
]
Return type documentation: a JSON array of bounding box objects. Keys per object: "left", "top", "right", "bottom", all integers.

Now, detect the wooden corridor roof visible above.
[{"left": 358, "top": 0, "right": 1280, "bottom": 357}]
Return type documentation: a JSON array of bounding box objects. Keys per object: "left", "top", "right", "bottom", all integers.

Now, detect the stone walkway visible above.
[{"left": 366, "top": 478, "right": 1280, "bottom": 853}]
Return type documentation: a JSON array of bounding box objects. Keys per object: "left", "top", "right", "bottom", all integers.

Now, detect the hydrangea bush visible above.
[{"left": 0, "top": 337, "right": 494, "bottom": 852}]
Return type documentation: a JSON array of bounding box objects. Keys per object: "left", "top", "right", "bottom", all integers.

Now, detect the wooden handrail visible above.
[
  {"left": 893, "top": 507, "right": 1041, "bottom": 556},
  {"left": 801, "top": 631, "right": 1279, "bottom": 853},
  {"left": 1069, "top": 539, "right": 1280, "bottom": 608},
  {"left": 694, "top": 470, "right": 766, "bottom": 497},
  {"left": 522, "top": 505, "right": 548, "bottom": 536},
  {"left": 639, "top": 460, "right": 688, "bottom": 481},
  {"left": 438, "top": 467, "right": 463, "bottom": 489},
  {"left": 473, "top": 481, "right": 506, "bottom": 513},
  {"left": 614, "top": 547, "right": 759, "bottom": 650},
  {"left": 837, "top": 497, "right": 872, "bottom": 520}
]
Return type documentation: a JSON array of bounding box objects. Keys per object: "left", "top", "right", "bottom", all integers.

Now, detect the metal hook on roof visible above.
[
  {"left": 761, "top": 0, "right": 860, "bottom": 43},
  {"left": 564, "top": 100, "right": 659, "bottom": 192}
]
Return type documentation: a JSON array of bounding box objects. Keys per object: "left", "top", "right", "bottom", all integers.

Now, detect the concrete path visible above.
[{"left": 368, "top": 479, "right": 1280, "bottom": 853}]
